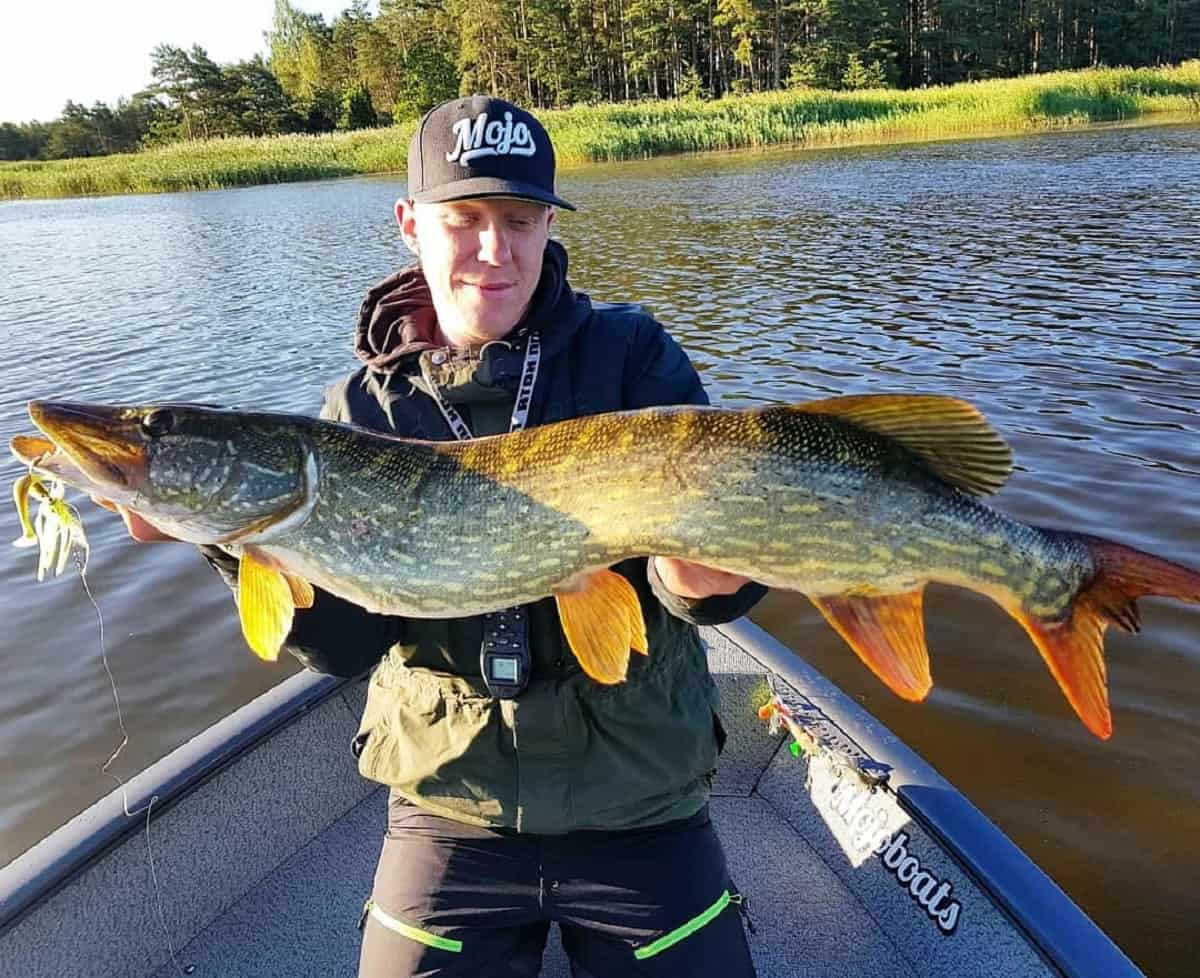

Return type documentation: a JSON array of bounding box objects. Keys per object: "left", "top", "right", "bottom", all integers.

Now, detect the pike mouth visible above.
[
  {"left": 10, "top": 432, "right": 93, "bottom": 488},
  {"left": 10, "top": 434, "right": 59, "bottom": 467},
  {"left": 24, "top": 400, "right": 147, "bottom": 494}
]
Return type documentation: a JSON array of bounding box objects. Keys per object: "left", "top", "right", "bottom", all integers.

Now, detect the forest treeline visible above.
[{"left": 4, "top": 0, "right": 1199, "bottom": 161}]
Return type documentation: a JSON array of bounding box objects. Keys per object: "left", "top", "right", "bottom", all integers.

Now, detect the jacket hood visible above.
[{"left": 355, "top": 240, "right": 588, "bottom": 373}]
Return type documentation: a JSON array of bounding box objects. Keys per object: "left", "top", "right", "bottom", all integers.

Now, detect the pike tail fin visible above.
[{"left": 1010, "top": 534, "right": 1200, "bottom": 740}]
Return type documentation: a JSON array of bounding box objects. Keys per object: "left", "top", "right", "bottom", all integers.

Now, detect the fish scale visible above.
[{"left": 249, "top": 405, "right": 1074, "bottom": 627}]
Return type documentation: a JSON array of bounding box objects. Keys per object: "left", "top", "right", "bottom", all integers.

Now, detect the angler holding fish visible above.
[
  {"left": 12, "top": 97, "right": 1200, "bottom": 978},
  {"left": 15, "top": 97, "right": 765, "bottom": 978}
]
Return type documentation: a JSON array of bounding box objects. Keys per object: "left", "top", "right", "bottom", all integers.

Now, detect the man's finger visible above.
[{"left": 654, "top": 556, "right": 751, "bottom": 599}]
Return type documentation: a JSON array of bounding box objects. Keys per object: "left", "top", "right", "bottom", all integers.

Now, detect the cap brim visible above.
[{"left": 410, "top": 176, "right": 576, "bottom": 211}]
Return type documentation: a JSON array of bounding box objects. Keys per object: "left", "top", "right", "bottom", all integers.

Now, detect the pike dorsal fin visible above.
[
  {"left": 811, "top": 589, "right": 932, "bottom": 701},
  {"left": 797, "top": 394, "right": 1013, "bottom": 496}
]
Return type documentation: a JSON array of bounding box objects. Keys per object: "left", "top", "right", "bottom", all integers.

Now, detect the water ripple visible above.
[{"left": 1, "top": 123, "right": 1198, "bottom": 975}]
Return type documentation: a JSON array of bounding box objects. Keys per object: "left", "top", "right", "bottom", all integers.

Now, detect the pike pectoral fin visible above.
[
  {"left": 284, "top": 573, "right": 315, "bottom": 609},
  {"left": 237, "top": 554, "right": 296, "bottom": 662},
  {"left": 811, "top": 589, "right": 932, "bottom": 701},
  {"left": 554, "top": 569, "right": 647, "bottom": 684}
]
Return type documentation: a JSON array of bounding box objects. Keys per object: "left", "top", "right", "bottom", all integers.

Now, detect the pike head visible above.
[{"left": 19, "top": 401, "right": 318, "bottom": 545}]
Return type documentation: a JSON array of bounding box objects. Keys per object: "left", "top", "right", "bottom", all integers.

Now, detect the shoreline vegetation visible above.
[{"left": 2, "top": 63, "right": 1198, "bottom": 202}]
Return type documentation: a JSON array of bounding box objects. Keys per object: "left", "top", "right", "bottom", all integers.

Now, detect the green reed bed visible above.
[
  {"left": 3, "top": 63, "right": 1198, "bottom": 201},
  {"left": 0, "top": 127, "right": 415, "bottom": 201},
  {"left": 546, "top": 61, "right": 1200, "bottom": 163}
]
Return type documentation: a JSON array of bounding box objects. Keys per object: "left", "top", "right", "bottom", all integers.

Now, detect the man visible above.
[{"left": 116, "top": 95, "right": 765, "bottom": 978}]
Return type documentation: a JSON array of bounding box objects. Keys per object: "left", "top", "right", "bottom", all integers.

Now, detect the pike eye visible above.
[{"left": 141, "top": 409, "right": 175, "bottom": 438}]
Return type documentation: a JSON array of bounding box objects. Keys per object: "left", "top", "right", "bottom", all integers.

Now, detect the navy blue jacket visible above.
[{"left": 281, "top": 241, "right": 767, "bottom": 680}]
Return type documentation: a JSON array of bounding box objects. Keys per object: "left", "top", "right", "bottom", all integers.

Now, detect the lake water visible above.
[{"left": 1, "top": 122, "right": 1197, "bottom": 975}]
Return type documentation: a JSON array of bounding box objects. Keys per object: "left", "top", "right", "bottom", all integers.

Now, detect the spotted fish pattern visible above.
[{"left": 15, "top": 396, "right": 1200, "bottom": 739}]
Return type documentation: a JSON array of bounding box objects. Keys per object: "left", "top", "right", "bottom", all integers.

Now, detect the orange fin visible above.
[
  {"left": 237, "top": 553, "right": 296, "bottom": 662},
  {"left": 243, "top": 547, "right": 313, "bottom": 608},
  {"left": 811, "top": 589, "right": 932, "bottom": 701},
  {"left": 1010, "top": 532, "right": 1200, "bottom": 740},
  {"left": 554, "top": 569, "right": 647, "bottom": 683},
  {"left": 284, "top": 573, "right": 315, "bottom": 609},
  {"left": 795, "top": 394, "right": 1013, "bottom": 496},
  {"left": 630, "top": 612, "right": 648, "bottom": 656},
  {"left": 1011, "top": 606, "right": 1111, "bottom": 740}
]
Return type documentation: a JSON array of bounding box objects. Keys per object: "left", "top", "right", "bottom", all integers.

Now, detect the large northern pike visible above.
[{"left": 12, "top": 395, "right": 1200, "bottom": 740}]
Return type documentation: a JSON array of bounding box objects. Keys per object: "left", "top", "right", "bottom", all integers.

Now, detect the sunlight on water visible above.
[{"left": 1, "top": 123, "right": 1197, "bottom": 974}]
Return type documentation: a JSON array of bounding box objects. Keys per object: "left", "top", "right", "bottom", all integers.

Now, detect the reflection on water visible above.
[{"left": 1, "top": 123, "right": 1197, "bottom": 974}]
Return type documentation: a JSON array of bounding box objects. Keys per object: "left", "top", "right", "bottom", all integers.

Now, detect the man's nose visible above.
[{"left": 477, "top": 222, "right": 512, "bottom": 265}]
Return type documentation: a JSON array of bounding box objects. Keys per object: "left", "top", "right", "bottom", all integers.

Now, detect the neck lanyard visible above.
[
  {"left": 417, "top": 329, "right": 543, "bottom": 699},
  {"left": 421, "top": 331, "right": 542, "bottom": 441}
]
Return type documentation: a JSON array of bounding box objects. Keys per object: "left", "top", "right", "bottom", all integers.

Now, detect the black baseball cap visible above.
[{"left": 406, "top": 95, "right": 576, "bottom": 211}]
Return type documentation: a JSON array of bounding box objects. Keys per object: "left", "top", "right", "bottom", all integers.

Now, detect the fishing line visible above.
[
  {"left": 16, "top": 464, "right": 194, "bottom": 972},
  {"left": 74, "top": 533, "right": 195, "bottom": 977}
]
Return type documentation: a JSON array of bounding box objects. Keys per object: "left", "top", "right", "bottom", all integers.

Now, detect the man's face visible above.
[{"left": 398, "top": 197, "right": 554, "bottom": 347}]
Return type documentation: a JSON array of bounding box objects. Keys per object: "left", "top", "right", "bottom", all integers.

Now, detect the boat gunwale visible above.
[
  {"left": 722, "top": 617, "right": 1142, "bottom": 978},
  {"left": 0, "top": 669, "right": 351, "bottom": 934}
]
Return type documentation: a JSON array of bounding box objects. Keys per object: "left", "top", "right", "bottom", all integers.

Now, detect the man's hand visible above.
[
  {"left": 653, "top": 556, "right": 752, "bottom": 600},
  {"left": 90, "top": 497, "right": 179, "bottom": 543}
]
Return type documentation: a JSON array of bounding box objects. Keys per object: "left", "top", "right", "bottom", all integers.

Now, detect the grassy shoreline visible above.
[{"left": 3, "top": 63, "right": 1198, "bottom": 201}]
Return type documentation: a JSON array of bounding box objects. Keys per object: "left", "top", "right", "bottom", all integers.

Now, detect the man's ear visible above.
[{"left": 396, "top": 198, "right": 420, "bottom": 255}]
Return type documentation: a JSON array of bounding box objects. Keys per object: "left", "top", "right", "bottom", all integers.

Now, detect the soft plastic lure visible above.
[{"left": 12, "top": 471, "right": 89, "bottom": 581}]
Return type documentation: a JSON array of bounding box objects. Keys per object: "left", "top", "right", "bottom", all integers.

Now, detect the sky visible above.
[{"left": 0, "top": 1, "right": 358, "bottom": 124}]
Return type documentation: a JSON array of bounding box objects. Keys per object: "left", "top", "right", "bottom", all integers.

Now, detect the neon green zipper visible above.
[
  {"left": 633, "top": 889, "right": 731, "bottom": 960},
  {"left": 365, "top": 899, "right": 464, "bottom": 953}
]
